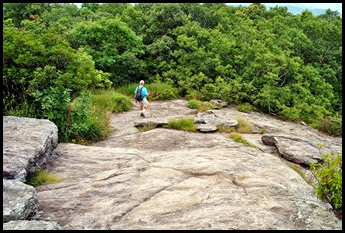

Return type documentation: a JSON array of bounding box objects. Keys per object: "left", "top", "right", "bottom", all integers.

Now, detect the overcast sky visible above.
[
  {"left": 74, "top": 3, "right": 342, "bottom": 14},
  {"left": 226, "top": 3, "right": 342, "bottom": 14}
]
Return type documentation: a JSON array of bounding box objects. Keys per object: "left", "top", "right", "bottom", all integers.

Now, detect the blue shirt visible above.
[{"left": 135, "top": 86, "right": 148, "bottom": 99}]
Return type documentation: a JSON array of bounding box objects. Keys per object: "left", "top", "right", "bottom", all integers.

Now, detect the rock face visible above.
[
  {"left": 3, "top": 220, "right": 61, "bottom": 230},
  {"left": 195, "top": 110, "right": 238, "bottom": 129},
  {"left": 209, "top": 99, "right": 228, "bottom": 109},
  {"left": 261, "top": 134, "right": 341, "bottom": 165},
  {"left": 197, "top": 124, "right": 217, "bottom": 132},
  {"left": 3, "top": 116, "right": 58, "bottom": 181},
  {"left": 35, "top": 100, "right": 341, "bottom": 230},
  {"left": 3, "top": 116, "right": 61, "bottom": 230},
  {"left": 3, "top": 179, "right": 39, "bottom": 222}
]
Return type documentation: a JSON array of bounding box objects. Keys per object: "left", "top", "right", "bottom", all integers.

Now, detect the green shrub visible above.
[
  {"left": 114, "top": 84, "right": 137, "bottom": 97},
  {"left": 109, "top": 92, "right": 132, "bottom": 112},
  {"left": 145, "top": 83, "right": 178, "bottom": 101},
  {"left": 187, "top": 99, "right": 202, "bottom": 109},
  {"left": 198, "top": 102, "right": 215, "bottom": 112},
  {"left": 187, "top": 99, "right": 214, "bottom": 112},
  {"left": 310, "top": 153, "right": 342, "bottom": 211},
  {"left": 5, "top": 100, "right": 37, "bottom": 118},
  {"left": 229, "top": 132, "right": 260, "bottom": 150},
  {"left": 67, "top": 91, "right": 108, "bottom": 143},
  {"left": 163, "top": 118, "right": 196, "bottom": 132},
  {"left": 25, "top": 170, "right": 65, "bottom": 187},
  {"left": 115, "top": 82, "right": 178, "bottom": 101},
  {"left": 237, "top": 103, "right": 254, "bottom": 113},
  {"left": 316, "top": 116, "right": 342, "bottom": 137}
]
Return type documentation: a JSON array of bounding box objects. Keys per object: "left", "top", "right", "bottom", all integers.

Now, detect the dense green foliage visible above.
[
  {"left": 316, "top": 116, "right": 342, "bottom": 137},
  {"left": 64, "top": 90, "right": 131, "bottom": 143},
  {"left": 310, "top": 153, "right": 342, "bottom": 212},
  {"left": 237, "top": 103, "right": 255, "bottom": 113},
  {"left": 115, "top": 82, "right": 178, "bottom": 101},
  {"left": 163, "top": 118, "right": 197, "bottom": 132},
  {"left": 3, "top": 3, "right": 342, "bottom": 140}
]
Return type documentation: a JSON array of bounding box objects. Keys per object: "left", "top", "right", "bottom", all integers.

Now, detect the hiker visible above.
[{"left": 134, "top": 80, "right": 150, "bottom": 117}]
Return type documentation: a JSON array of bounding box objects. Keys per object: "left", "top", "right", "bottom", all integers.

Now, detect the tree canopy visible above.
[{"left": 3, "top": 3, "right": 342, "bottom": 134}]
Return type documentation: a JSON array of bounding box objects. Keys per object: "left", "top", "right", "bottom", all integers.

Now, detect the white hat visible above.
[{"left": 140, "top": 80, "right": 145, "bottom": 85}]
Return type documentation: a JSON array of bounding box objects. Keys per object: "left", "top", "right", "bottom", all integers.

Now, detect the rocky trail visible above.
[{"left": 3, "top": 99, "right": 342, "bottom": 230}]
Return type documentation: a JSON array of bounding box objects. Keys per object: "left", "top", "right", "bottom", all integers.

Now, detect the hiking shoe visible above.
[{"left": 140, "top": 112, "right": 145, "bottom": 117}]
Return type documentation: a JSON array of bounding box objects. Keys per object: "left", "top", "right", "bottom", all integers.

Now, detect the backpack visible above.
[{"left": 135, "top": 86, "right": 144, "bottom": 101}]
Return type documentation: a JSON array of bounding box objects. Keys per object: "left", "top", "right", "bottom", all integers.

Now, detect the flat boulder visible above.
[
  {"left": 195, "top": 111, "right": 238, "bottom": 128},
  {"left": 134, "top": 117, "right": 169, "bottom": 128},
  {"left": 3, "top": 116, "right": 58, "bottom": 181},
  {"left": 261, "top": 134, "right": 336, "bottom": 165},
  {"left": 209, "top": 99, "right": 228, "bottom": 109},
  {"left": 3, "top": 179, "right": 39, "bottom": 222},
  {"left": 3, "top": 220, "right": 61, "bottom": 230},
  {"left": 197, "top": 124, "right": 217, "bottom": 133}
]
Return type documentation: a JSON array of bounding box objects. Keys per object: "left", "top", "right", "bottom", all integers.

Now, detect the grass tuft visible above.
[
  {"left": 163, "top": 118, "right": 196, "bottom": 132},
  {"left": 25, "top": 170, "right": 66, "bottom": 187},
  {"left": 229, "top": 132, "right": 260, "bottom": 150},
  {"left": 236, "top": 116, "right": 254, "bottom": 133}
]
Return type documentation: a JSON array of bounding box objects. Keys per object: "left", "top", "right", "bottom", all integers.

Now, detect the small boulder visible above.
[
  {"left": 197, "top": 124, "right": 217, "bottom": 133},
  {"left": 261, "top": 134, "right": 322, "bottom": 165},
  {"left": 209, "top": 99, "right": 228, "bottom": 109},
  {"left": 3, "top": 220, "right": 61, "bottom": 230},
  {"left": 3, "top": 116, "right": 58, "bottom": 181},
  {"left": 3, "top": 179, "right": 39, "bottom": 222}
]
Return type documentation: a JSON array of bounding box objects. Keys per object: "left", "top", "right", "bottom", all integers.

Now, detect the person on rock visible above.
[{"left": 134, "top": 80, "right": 150, "bottom": 117}]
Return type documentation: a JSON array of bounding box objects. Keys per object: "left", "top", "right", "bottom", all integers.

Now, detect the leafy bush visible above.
[
  {"left": 25, "top": 170, "right": 65, "bottom": 187},
  {"left": 145, "top": 83, "right": 178, "bottom": 101},
  {"left": 187, "top": 99, "right": 214, "bottom": 112},
  {"left": 237, "top": 103, "right": 254, "bottom": 113},
  {"left": 68, "top": 18, "right": 146, "bottom": 86},
  {"left": 114, "top": 84, "right": 137, "bottom": 97},
  {"left": 316, "top": 116, "right": 342, "bottom": 137},
  {"left": 310, "top": 153, "right": 342, "bottom": 211},
  {"left": 187, "top": 99, "right": 202, "bottom": 109},
  {"left": 115, "top": 82, "right": 178, "bottom": 101},
  {"left": 163, "top": 118, "right": 196, "bottom": 132},
  {"left": 66, "top": 91, "right": 108, "bottom": 143},
  {"left": 198, "top": 102, "right": 215, "bottom": 112},
  {"left": 109, "top": 92, "right": 132, "bottom": 112},
  {"left": 65, "top": 90, "right": 131, "bottom": 143}
]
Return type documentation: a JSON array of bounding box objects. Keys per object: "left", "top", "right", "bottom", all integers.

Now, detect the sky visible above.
[
  {"left": 73, "top": 3, "right": 342, "bottom": 14},
  {"left": 226, "top": 3, "right": 342, "bottom": 14}
]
